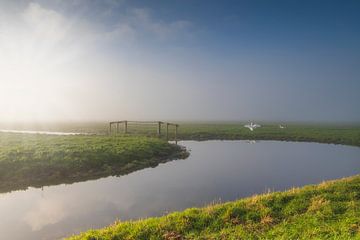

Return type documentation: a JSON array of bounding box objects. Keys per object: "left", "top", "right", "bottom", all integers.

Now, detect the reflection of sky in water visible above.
[
  {"left": 23, "top": 199, "right": 68, "bottom": 231},
  {"left": 0, "top": 141, "right": 359, "bottom": 240}
]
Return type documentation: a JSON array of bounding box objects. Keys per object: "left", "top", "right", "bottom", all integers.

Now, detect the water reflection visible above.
[
  {"left": 0, "top": 140, "right": 359, "bottom": 240},
  {"left": 23, "top": 198, "right": 68, "bottom": 231}
]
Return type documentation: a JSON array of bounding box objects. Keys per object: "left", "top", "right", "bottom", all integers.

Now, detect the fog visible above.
[{"left": 1, "top": 1, "right": 359, "bottom": 123}]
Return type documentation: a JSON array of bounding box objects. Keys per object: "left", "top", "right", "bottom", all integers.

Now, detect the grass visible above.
[
  {"left": 66, "top": 175, "right": 360, "bottom": 240},
  {"left": 2, "top": 122, "right": 359, "bottom": 146},
  {"left": 175, "top": 123, "right": 360, "bottom": 147},
  {"left": 0, "top": 133, "right": 188, "bottom": 193}
]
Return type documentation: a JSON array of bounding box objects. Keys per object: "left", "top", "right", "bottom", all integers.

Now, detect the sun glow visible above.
[{"left": 0, "top": 3, "right": 95, "bottom": 122}]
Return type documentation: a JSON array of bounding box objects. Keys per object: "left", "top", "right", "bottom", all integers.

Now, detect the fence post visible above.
[
  {"left": 158, "top": 121, "right": 161, "bottom": 136},
  {"left": 124, "top": 121, "right": 128, "bottom": 134},
  {"left": 175, "top": 124, "right": 178, "bottom": 144},
  {"left": 166, "top": 123, "right": 169, "bottom": 140}
]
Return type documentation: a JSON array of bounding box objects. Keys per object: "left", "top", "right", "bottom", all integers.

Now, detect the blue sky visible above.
[{"left": 0, "top": 0, "right": 359, "bottom": 122}]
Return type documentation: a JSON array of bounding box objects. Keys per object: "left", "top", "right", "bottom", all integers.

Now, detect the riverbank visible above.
[
  {"left": 0, "top": 133, "right": 188, "bottom": 193},
  {"left": 67, "top": 175, "right": 360, "bottom": 239}
]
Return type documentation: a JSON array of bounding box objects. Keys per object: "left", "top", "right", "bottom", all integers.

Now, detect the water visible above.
[
  {"left": 0, "top": 129, "right": 84, "bottom": 135},
  {"left": 0, "top": 140, "right": 359, "bottom": 239}
]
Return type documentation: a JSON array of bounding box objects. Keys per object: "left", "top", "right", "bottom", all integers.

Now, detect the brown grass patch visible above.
[
  {"left": 260, "top": 215, "right": 274, "bottom": 225},
  {"left": 307, "top": 196, "right": 330, "bottom": 212},
  {"left": 163, "top": 231, "right": 183, "bottom": 240}
]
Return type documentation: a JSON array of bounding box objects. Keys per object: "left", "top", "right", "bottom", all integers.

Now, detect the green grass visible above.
[
  {"left": 67, "top": 175, "right": 360, "bottom": 240},
  {"left": 0, "top": 133, "right": 188, "bottom": 193},
  {"left": 174, "top": 123, "right": 360, "bottom": 146},
  {"left": 3, "top": 122, "right": 359, "bottom": 146}
]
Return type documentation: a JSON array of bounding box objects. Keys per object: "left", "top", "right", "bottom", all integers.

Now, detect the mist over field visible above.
[{"left": 0, "top": 0, "right": 359, "bottom": 123}]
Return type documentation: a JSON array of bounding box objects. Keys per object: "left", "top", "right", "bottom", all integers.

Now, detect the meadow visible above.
[
  {"left": 2, "top": 122, "right": 360, "bottom": 146},
  {"left": 67, "top": 175, "right": 360, "bottom": 240},
  {"left": 176, "top": 123, "right": 360, "bottom": 147},
  {"left": 0, "top": 133, "right": 187, "bottom": 193}
]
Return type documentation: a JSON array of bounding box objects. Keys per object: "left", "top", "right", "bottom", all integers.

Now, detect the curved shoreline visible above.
[
  {"left": 64, "top": 126, "right": 360, "bottom": 239},
  {"left": 67, "top": 174, "right": 360, "bottom": 240},
  {"left": 0, "top": 133, "right": 189, "bottom": 194}
]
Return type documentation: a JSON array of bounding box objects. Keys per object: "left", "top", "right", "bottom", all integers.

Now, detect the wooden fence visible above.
[{"left": 109, "top": 121, "right": 179, "bottom": 142}]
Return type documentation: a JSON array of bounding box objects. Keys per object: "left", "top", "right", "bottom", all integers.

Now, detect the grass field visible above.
[
  {"left": 176, "top": 123, "right": 360, "bottom": 146},
  {"left": 1, "top": 122, "right": 360, "bottom": 146},
  {"left": 67, "top": 175, "right": 360, "bottom": 240},
  {"left": 0, "top": 133, "right": 188, "bottom": 193}
]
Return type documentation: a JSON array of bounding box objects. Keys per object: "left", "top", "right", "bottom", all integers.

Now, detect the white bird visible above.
[
  {"left": 279, "top": 125, "right": 286, "bottom": 129},
  {"left": 244, "top": 122, "right": 261, "bottom": 131}
]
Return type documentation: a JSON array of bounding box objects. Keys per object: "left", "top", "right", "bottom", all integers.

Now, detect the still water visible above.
[
  {"left": 0, "top": 140, "right": 359, "bottom": 239},
  {"left": 0, "top": 129, "right": 84, "bottom": 135}
]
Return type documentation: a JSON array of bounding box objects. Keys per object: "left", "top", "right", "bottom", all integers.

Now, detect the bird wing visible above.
[{"left": 244, "top": 125, "right": 253, "bottom": 131}]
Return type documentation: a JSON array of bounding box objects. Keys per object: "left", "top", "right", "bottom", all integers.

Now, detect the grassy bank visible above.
[
  {"left": 67, "top": 175, "right": 360, "bottom": 240},
  {"left": 0, "top": 133, "right": 188, "bottom": 193}
]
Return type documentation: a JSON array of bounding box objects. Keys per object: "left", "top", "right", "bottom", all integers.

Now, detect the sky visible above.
[{"left": 0, "top": 0, "right": 359, "bottom": 123}]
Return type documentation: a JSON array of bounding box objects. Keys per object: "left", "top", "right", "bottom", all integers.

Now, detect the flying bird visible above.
[{"left": 244, "top": 122, "right": 261, "bottom": 131}]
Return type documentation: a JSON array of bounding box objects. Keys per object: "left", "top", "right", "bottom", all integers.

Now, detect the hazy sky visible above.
[{"left": 0, "top": 0, "right": 359, "bottom": 122}]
